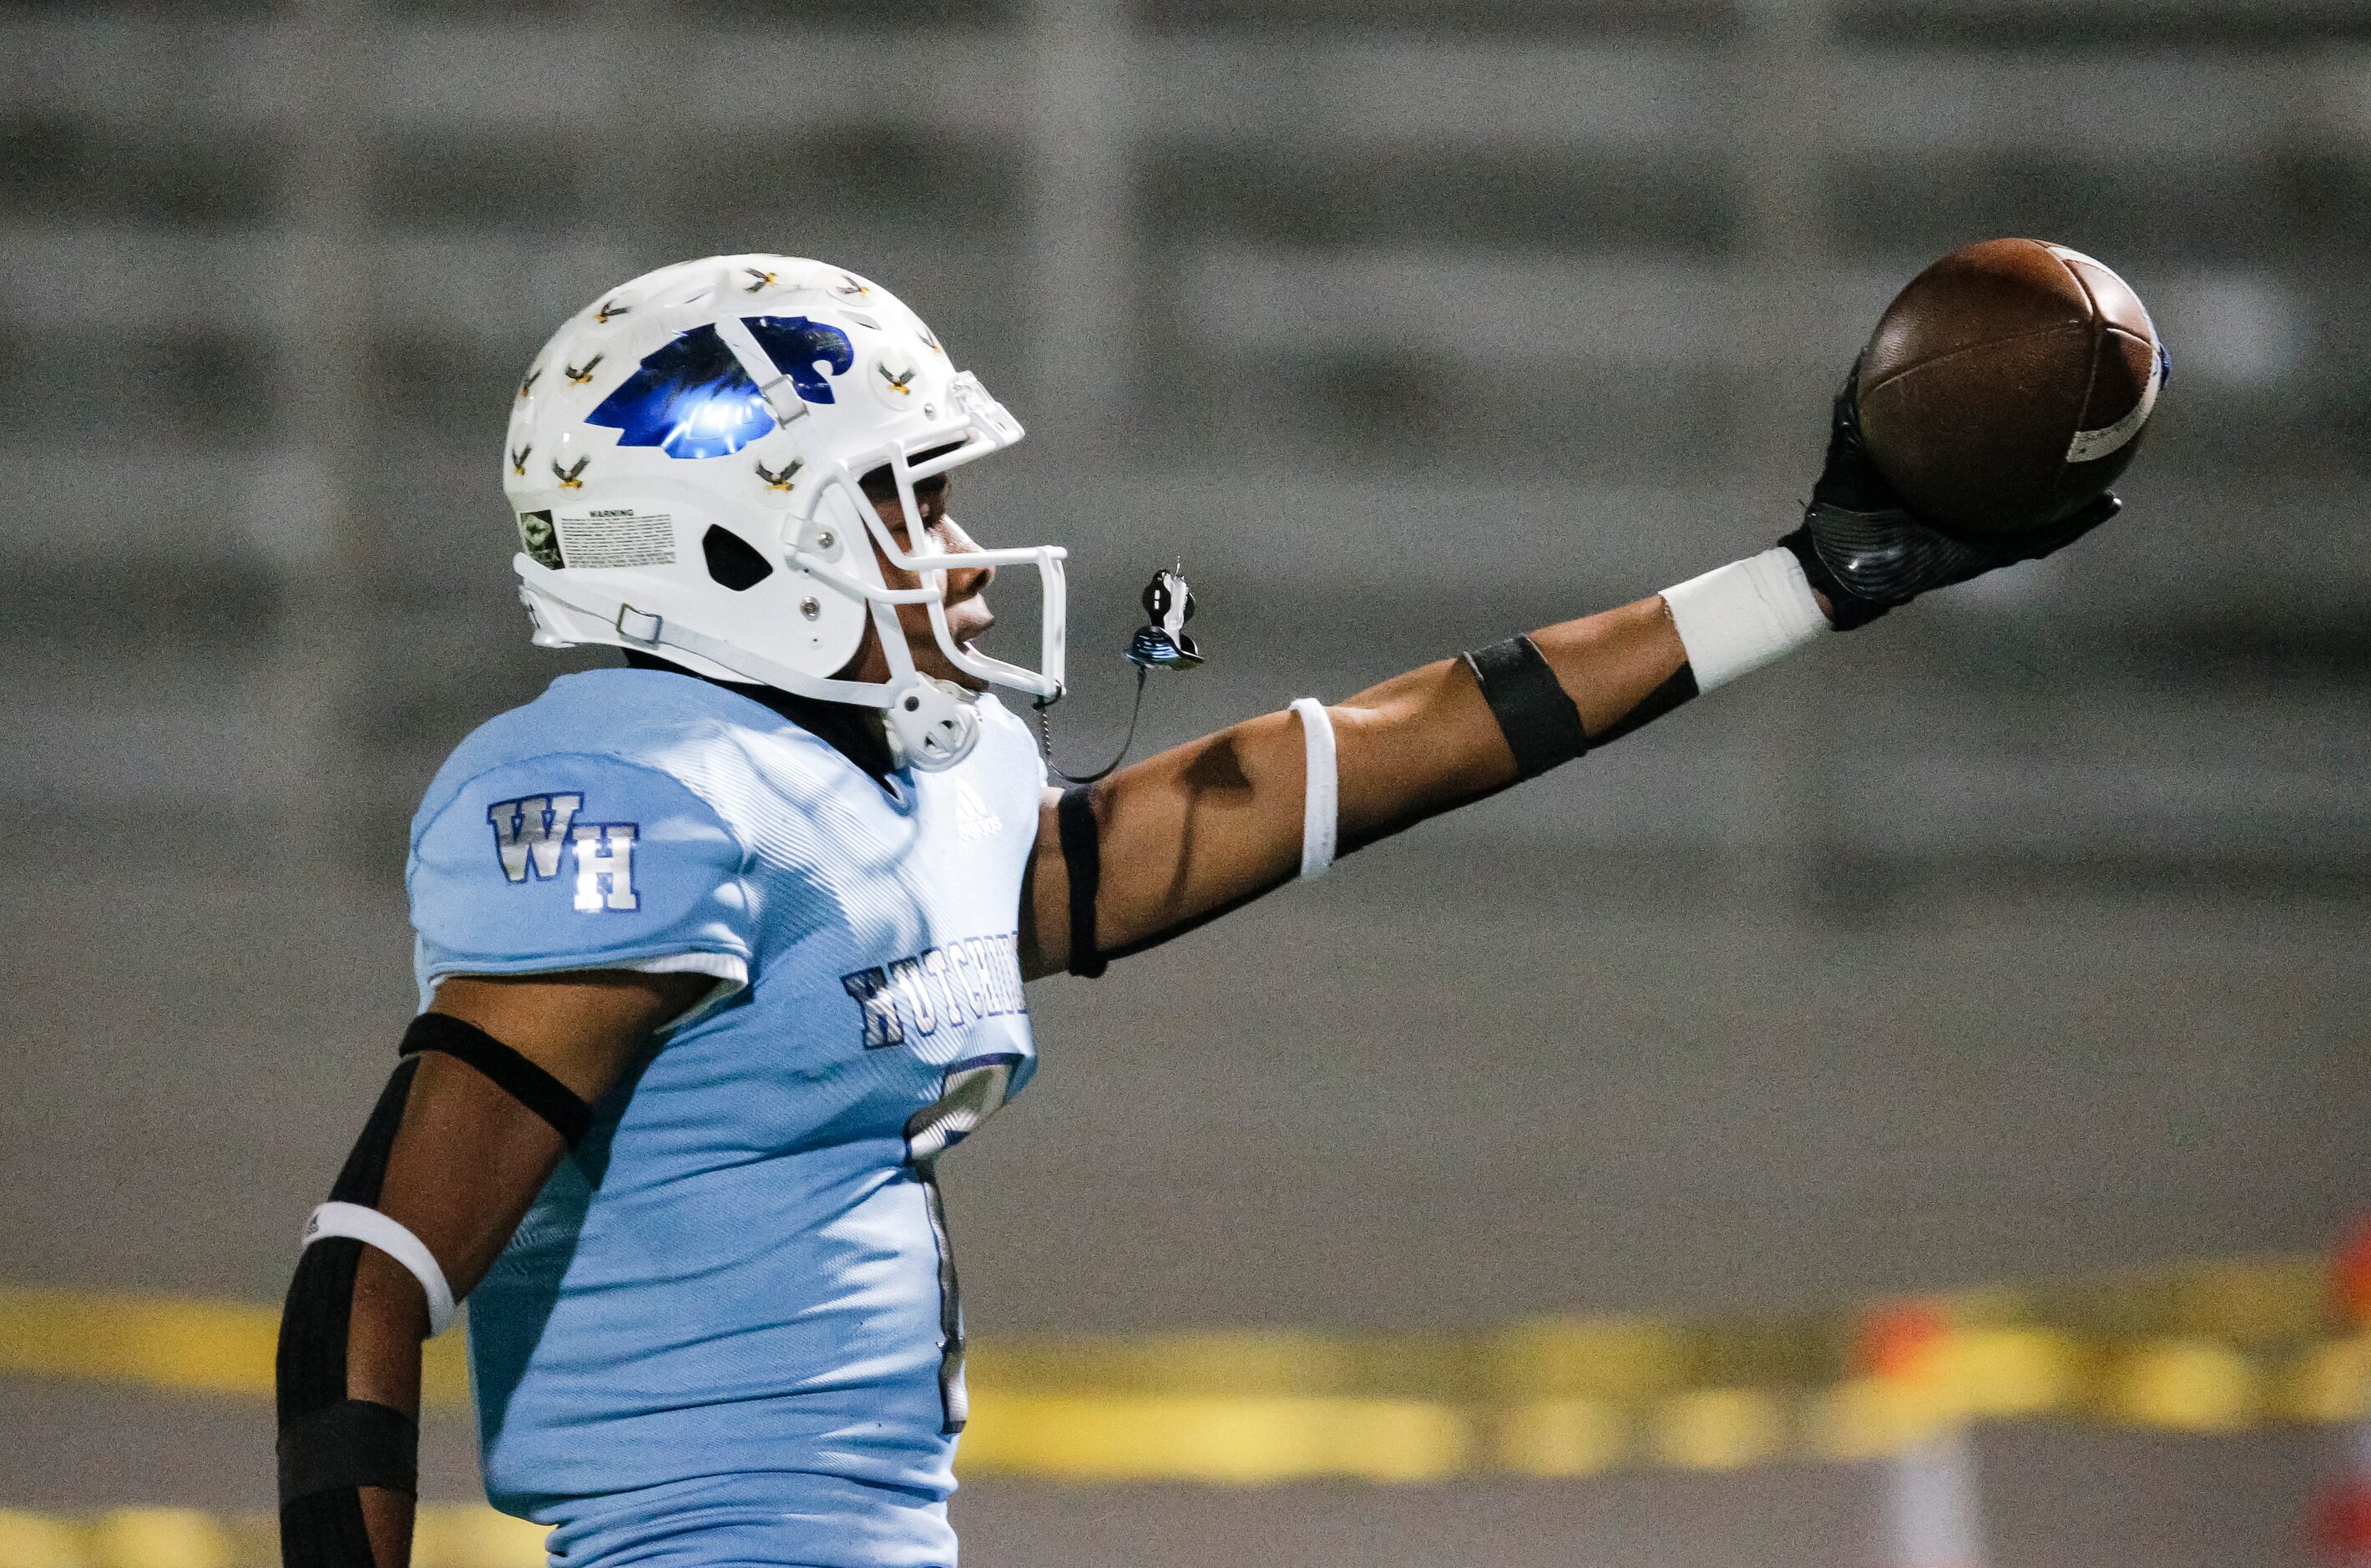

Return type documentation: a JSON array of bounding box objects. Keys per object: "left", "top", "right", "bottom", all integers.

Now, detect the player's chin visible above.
[
  {"left": 913, "top": 637, "right": 993, "bottom": 694},
  {"left": 936, "top": 609, "right": 997, "bottom": 693}
]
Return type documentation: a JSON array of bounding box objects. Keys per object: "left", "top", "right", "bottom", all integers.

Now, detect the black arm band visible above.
[
  {"left": 1462, "top": 635, "right": 1589, "bottom": 779},
  {"left": 399, "top": 1011, "right": 591, "bottom": 1149},
  {"left": 1056, "top": 785, "right": 1106, "bottom": 979},
  {"left": 278, "top": 1399, "right": 418, "bottom": 1503}
]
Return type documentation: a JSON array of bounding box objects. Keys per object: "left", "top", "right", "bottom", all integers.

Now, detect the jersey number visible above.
[{"left": 902, "top": 1055, "right": 1020, "bottom": 1434}]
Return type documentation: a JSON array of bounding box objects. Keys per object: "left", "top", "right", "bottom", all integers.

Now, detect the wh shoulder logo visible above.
[{"left": 486, "top": 794, "right": 640, "bottom": 913}]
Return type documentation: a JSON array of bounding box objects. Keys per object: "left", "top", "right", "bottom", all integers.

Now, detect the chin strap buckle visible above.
[{"left": 886, "top": 677, "right": 982, "bottom": 772}]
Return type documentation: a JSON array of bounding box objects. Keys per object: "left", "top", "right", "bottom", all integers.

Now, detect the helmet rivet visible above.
[
  {"left": 800, "top": 597, "right": 821, "bottom": 620},
  {"left": 816, "top": 529, "right": 837, "bottom": 551},
  {"left": 924, "top": 403, "right": 937, "bottom": 418},
  {"left": 904, "top": 696, "right": 921, "bottom": 711}
]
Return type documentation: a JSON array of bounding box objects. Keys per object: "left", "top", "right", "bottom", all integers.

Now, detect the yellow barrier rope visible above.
[
  {"left": 0, "top": 1505, "right": 547, "bottom": 1568},
  {"left": 0, "top": 1285, "right": 472, "bottom": 1408},
  {"left": 0, "top": 1252, "right": 2363, "bottom": 1540}
]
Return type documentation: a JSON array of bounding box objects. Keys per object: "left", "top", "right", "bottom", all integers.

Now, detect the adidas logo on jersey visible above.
[
  {"left": 841, "top": 933, "right": 1026, "bottom": 1050},
  {"left": 486, "top": 793, "right": 641, "bottom": 913},
  {"left": 952, "top": 780, "right": 1003, "bottom": 842}
]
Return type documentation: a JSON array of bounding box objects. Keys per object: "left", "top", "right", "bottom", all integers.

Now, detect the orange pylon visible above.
[{"left": 1860, "top": 1300, "right": 1985, "bottom": 1568}]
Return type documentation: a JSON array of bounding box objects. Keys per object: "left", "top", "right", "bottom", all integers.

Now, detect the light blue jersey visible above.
[{"left": 406, "top": 667, "right": 1046, "bottom": 1567}]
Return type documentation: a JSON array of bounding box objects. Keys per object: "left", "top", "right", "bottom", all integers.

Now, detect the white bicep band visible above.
[
  {"left": 303, "top": 1201, "right": 457, "bottom": 1338},
  {"left": 1291, "top": 697, "right": 1337, "bottom": 879},
  {"left": 1659, "top": 547, "right": 1830, "bottom": 692}
]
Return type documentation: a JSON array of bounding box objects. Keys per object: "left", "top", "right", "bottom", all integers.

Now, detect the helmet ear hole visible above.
[{"left": 702, "top": 526, "right": 775, "bottom": 591}]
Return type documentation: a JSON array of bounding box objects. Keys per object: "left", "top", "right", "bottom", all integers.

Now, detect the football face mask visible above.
[{"left": 777, "top": 392, "right": 1069, "bottom": 707}]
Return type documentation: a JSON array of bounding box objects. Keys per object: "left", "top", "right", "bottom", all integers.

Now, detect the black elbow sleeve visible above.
[{"left": 277, "top": 1057, "right": 422, "bottom": 1568}]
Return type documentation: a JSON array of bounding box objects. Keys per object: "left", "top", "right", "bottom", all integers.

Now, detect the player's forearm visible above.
[
  {"left": 341, "top": 1263, "right": 429, "bottom": 1567},
  {"left": 1333, "top": 594, "right": 1691, "bottom": 842}
]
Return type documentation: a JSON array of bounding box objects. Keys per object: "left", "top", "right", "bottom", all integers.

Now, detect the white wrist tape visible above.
[
  {"left": 303, "top": 1201, "right": 457, "bottom": 1338},
  {"left": 1290, "top": 697, "right": 1337, "bottom": 879},
  {"left": 1659, "top": 548, "right": 1830, "bottom": 692}
]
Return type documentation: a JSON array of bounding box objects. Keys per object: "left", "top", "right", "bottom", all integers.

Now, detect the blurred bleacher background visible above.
[{"left": 2, "top": 1, "right": 2366, "bottom": 1564}]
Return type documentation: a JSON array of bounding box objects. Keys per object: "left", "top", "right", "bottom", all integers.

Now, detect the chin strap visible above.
[
  {"left": 884, "top": 677, "right": 983, "bottom": 772},
  {"left": 521, "top": 559, "right": 989, "bottom": 771},
  {"left": 523, "top": 555, "right": 1190, "bottom": 780}
]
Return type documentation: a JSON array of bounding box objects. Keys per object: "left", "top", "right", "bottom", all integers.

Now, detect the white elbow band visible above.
[
  {"left": 303, "top": 1201, "right": 457, "bottom": 1338},
  {"left": 1659, "top": 547, "right": 1831, "bottom": 693},
  {"left": 1291, "top": 697, "right": 1337, "bottom": 879}
]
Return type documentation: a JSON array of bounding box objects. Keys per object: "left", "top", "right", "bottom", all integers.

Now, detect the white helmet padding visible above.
[{"left": 502, "top": 255, "right": 1065, "bottom": 769}]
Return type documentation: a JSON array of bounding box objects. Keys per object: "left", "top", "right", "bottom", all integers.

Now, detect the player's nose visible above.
[{"left": 939, "top": 516, "right": 995, "bottom": 600}]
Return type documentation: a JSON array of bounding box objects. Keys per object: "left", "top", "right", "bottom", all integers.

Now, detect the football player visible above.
[{"left": 275, "top": 255, "right": 2117, "bottom": 1567}]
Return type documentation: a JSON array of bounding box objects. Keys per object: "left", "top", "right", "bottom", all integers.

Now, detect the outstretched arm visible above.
[
  {"left": 1018, "top": 377, "right": 2119, "bottom": 979},
  {"left": 276, "top": 971, "right": 708, "bottom": 1568}
]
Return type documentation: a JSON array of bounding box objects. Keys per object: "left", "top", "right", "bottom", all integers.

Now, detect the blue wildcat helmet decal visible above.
[
  {"left": 586, "top": 316, "right": 855, "bottom": 459},
  {"left": 584, "top": 325, "right": 770, "bottom": 458}
]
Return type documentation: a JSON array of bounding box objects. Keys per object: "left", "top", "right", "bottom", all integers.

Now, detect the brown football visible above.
[{"left": 1855, "top": 238, "right": 2166, "bottom": 535}]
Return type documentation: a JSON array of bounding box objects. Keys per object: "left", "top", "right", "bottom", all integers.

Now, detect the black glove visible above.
[{"left": 1778, "top": 372, "right": 2121, "bottom": 630}]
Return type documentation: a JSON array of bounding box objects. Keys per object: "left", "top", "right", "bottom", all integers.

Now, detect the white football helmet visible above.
[{"left": 503, "top": 254, "right": 1065, "bottom": 769}]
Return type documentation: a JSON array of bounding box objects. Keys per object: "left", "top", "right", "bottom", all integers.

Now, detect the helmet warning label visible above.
[{"left": 555, "top": 508, "right": 675, "bottom": 569}]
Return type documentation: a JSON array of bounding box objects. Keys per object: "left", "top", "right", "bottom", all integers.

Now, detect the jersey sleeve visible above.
[{"left": 407, "top": 751, "right": 756, "bottom": 994}]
